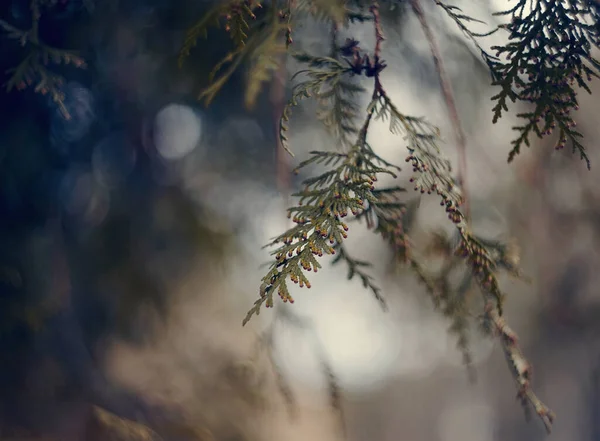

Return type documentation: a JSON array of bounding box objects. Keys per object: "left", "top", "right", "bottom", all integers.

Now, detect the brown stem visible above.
[
  {"left": 272, "top": 59, "right": 290, "bottom": 196},
  {"left": 357, "top": 0, "right": 384, "bottom": 143},
  {"left": 484, "top": 301, "right": 555, "bottom": 432},
  {"left": 30, "top": 0, "right": 40, "bottom": 42},
  {"left": 409, "top": 0, "right": 471, "bottom": 219},
  {"left": 370, "top": 2, "right": 385, "bottom": 60}
]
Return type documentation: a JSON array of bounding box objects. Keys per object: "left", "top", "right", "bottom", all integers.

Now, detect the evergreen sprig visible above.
[
  {"left": 184, "top": 0, "right": 561, "bottom": 432},
  {"left": 0, "top": 1, "right": 86, "bottom": 118},
  {"left": 405, "top": 135, "right": 555, "bottom": 426},
  {"left": 433, "top": 0, "right": 599, "bottom": 168},
  {"left": 354, "top": 187, "right": 411, "bottom": 254},
  {"left": 279, "top": 51, "right": 357, "bottom": 155},
  {"left": 433, "top": 0, "right": 498, "bottom": 62},
  {"left": 316, "top": 26, "right": 367, "bottom": 148},
  {"left": 331, "top": 242, "right": 384, "bottom": 306},
  {"left": 178, "top": 0, "right": 290, "bottom": 107},
  {"left": 295, "top": 0, "right": 348, "bottom": 24},
  {"left": 243, "top": 143, "right": 400, "bottom": 325},
  {"left": 489, "top": 0, "right": 600, "bottom": 169},
  {"left": 245, "top": 8, "right": 289, "bottom": 108},
  {"left": 178, "top": 0, "right": 261, "bottom": 64},
  {"left": 317, "top": 70, "right": 365, "bottom": 148},
  {"left": 418, "top": 231, "right": 476, "bottom": 373}
]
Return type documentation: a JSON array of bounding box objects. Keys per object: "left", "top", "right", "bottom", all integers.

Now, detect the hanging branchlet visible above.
[
  {"left": 420, "top": 233, "right": 477, "bottom": 377},
  {"left": 245, "top": 8, "right": 289, "bottom": 109},
  {"left": 242, "top": 144, "right": 400, "bottom": 325},
  {"left": 435, "top": 0, "right": 599, "bottom": 168},
  {"left": 354, "top": 187, "right": 413, "bottom": 261},
  {"left": 179, "top": 0, "right": 291, "bottom": 107},
  {"left": 0, "top": 0, "right": 86, "bottom": 118},
  {"left": 415, "top": 231, "right": 526, "bottom": 381},
  {"left": 489, "top": 0, "right": 600, "bottom": 169},
  {"left": 278, "top": 52, "right": 351, "bottom": 156},
  {"left": 178, "top": 0, "right": 364, "bottom": 108},
  {"left": 433, "top": 0, "right": 599, "bottom": 168},
  {"left": 316, "top": 24, "right": 366, "bottom": 149},
  {"left": 433, "top": 0, "right": 499, "bottom": 63},
  {"left": 482, "top": 301, "right": 556, "bottom": 432},
  {"left": 403, "top": 124, "right": 557, "bottom": 427},
  {"left": 186, "top": 0, "right": 557, "bottom": 432},
  {"left": 179, "top": 0, "right": 264, "bottom": 64},
  {"left": 332, "top": 242, "right": 385, "bottom": 306}
]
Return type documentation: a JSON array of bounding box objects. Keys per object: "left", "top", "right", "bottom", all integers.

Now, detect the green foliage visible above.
[
  {"left": 178, "top": 0, "right": 290, "bottom": 108},
  {"left": 279, "top": 52, "right": 355, "bottom": 155},
  {"left": 445, "top": 0, "right": 600, "bottom": 168},
  {"left": 6, "top": 0, "right": 598, "bottom": 433},
  {"left": 318, "top": 28, "right": 366, "bottom": 148},
  {"left": 0, "top": 1, "right": 86, "bottom": 118},
  {"left": 296, "top": 0, "right": 348, "bottom": 24},
  {"left": 178, "top": 0, "right": 361, "bottom": 108},
  {"left": 179, "top": 0, "right": 571, "bottom": 431},
  {"left": 244, "top": 9, "right": 288, "bottom": 108},
  {"left": 243, "top": 143, "right": 400, "bottom": 324}
]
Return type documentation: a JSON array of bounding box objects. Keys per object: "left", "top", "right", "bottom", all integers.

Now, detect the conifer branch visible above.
[
  {"left": 186, "top": 0, "right": 556, "bottom": 431},
  {"left": 433, "top": 0, "right": 498, "bottom": 57},
  {"left": 410, "top": 0, "right": 471, "bottom": 218},
  {"left": 317, "top": 23, "right": 366, "bottom": 149},
  {"left": 435, "top": 0, "right": 598, "bottom": 168},
  {"left": 332, "top": 242, "right": 385, "bottom": 307},
  {"left": 242, "top": 144, "right": 400, "bottom": 325},
  {"left": 482, "top": 301, "right": 555, "bottom": 432},
  {"left": 179, "top": 0, "right": 290, "bottom": 107},
  {"left": 279, "top": 52, "right": 349, "bottom": 156},
  {"left": 1, "top": 0, "right": 86, "bottom": 118},
  {"left": 489, "top": 0, "right": 599, "bottom": 169},
  {"left": 245, "top": 7, "right": 289, "bottom": 109},
  {"left": 295, "top": 0, "right": 348, "bottom": 25}
]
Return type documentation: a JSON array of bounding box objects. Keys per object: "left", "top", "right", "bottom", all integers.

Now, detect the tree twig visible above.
[
  {"left": 272, "top": 59, "right": 291, "bottom": 195},
  {"left": 484, "top": 301, "right": 555, "bottom": 432},
  {"left": 409, "top": 0, "right": 471, "bottom": 219}
]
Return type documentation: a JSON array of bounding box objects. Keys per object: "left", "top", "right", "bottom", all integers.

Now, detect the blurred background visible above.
[{"left": 0, "top": 1, "right": 599, "bottom": 441}]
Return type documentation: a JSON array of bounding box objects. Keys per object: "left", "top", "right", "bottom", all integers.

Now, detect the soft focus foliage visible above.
[{"left": 2, "top": 1, "right": 600, "bottom": 441}]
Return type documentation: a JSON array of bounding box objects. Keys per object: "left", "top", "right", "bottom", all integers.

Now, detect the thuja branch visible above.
[
  {"left": 317, "top": 22, "right": 366, "bottom": 149},
  {"left": 242, "top": 145, "right": 400, "bottom": 325},
  {"left": 372, "top": 0, "right": 556, "bottom": 430},
  {"left": 186, "top": 0, "right": 555, "bottom": 432},
  {"left": 490, "top": 0, "right": 600, "bottom": 169},
  {"left": 0, "top": 0, "right": 86, "bottom": 117},
  {"left": 483, "top": 302, "right": 556, "bottom": 432},
  {"left": 432, "top": 0, "right": 599, "bottom": 168},
  {"left": 332, "top": 242, "right": 385, "bottom": 306}
]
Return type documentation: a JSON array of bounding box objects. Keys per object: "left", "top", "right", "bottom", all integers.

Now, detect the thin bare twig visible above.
[
  {"left": 409, "top": 0, "right": 470, "bottom": 219},
  {"left": 272, "top": 60, "right": 291, "bottom": 195}
]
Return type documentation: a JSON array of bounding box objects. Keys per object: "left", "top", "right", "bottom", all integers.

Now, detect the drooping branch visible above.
[
  {"left": 180, "top": 0, "right": 556, "bottom": 433},
  {"left": 483, "top": 302, "right": 555, "bottom": 432},
  {"left": 409, "top": 0, "right": 470, "bottom": 219}
]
